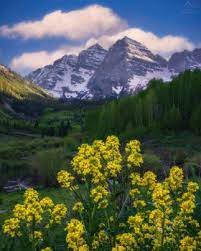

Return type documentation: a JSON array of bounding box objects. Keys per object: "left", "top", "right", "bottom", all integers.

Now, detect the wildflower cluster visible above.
[
  {"left": 71, "top": 136, "right": 123, "bottom": 183},
  {"left": 3, "top": 218, "right": 21, "bottom": 238},
  {"left": 2, "top": 136, "right": 201, "bottom": 251},
  {"left": 2, "top": 188, "right": 67, "bottom": 249}
]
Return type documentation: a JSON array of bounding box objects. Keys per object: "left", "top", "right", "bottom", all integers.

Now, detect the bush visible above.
[
  {"left": 173, "top": 149, "right": 188, "bottom": 166},
  {"left": 1, "top": 136, "right": 201, "bottom": 251},
  {"left": 184, "top": 153, "right": 201, "bottom": 179},
  {"left": 142, "top": 152, "right": 163, "bottom": 174},
  {"left": 29, "top": 148, "right": 66, "bottom": 186},
  {"left": 63, "top": 136, "right": 79, "bottom": 157}
]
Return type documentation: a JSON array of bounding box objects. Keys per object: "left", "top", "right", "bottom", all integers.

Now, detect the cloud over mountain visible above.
[
  {"left": 0, "top": 5, "right": 126, "bottom": 40},
  {"left": 10, "top": 45, "right": 85, "bottom": 74}
]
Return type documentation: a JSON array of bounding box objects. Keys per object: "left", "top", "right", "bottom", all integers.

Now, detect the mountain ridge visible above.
[{"left": 27, "top": 37, "right": 201, "bottom": 100}]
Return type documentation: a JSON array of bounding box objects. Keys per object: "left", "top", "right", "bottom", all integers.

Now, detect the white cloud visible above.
[
  {"left": 0, "top": 5, "right": 126, "bottom": 40},
  {"left": 7, "top": 5, "right": 196, "bottom": 74},
  {"left": 85, "top": 28, "right": 195, "bottom": 58},
  {"left": 10, "top": 45, "right": 85, "bottom": 75}
]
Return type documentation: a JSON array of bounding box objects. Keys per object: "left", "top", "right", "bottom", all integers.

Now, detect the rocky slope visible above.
[
  {"left": 168, "top": 48, "right": 201, "bottom": 73},
  {"left": 27, "top": 37, "right": 201, "bottom": 100},
  {"left": 27, "top": 44, "right": 107, "bottom": 99}
]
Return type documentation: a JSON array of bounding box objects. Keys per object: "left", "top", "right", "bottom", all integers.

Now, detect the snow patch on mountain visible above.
[
  {"left": 112, "top": 86, "right": 123, "bottom": 95},
  {"left": 128, "top": 68, "right": 172, "bottom": 92}
]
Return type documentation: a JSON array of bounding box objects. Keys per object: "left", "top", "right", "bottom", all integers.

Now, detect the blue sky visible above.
[{"left": 0, "top": 0, "right": 200, "bottom": 75}]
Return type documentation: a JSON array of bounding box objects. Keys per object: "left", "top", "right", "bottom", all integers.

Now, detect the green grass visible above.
[{"left": 141, "top": 131, "right": 201, "bottom": 167}]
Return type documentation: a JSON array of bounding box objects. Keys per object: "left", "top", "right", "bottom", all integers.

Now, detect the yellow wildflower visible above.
[
  {"left": 112, "top": 245, "right": 126, "bottom": 251},
  {"left": 180, "top": 197, "right": 196, "bottom": 214},
  {"left": 152, "top": 183, "right": 172, "bottom": 208},
  {"left": 106, "top": 161, "right": 122, "bottom": 178},
  {"left": 180, "top": 236, "right": 196, "bottom": 251},
  {"left": 129, "top": 188, "right": 140, "bottom": 198},
  {"left": 66, "top": 219, "right": 86, "bottom": 250},
  {"left": 51, "top": 203, "right": 67, "bottom": 223},
  {"left": 187, "top": 182, "right": 199, "bottom": 193},
  {"left": 116, "top": 233, "right": 136, "bottom": 250},
  {"left": 24, "top": 188, "right": 39, "bottom": 204},
  {"left": 41, "top": 248, "right": 52, "bottom": 251},
  {"left": 73, "top": 202, "right": 84, "bottom": 213},
  {"left": 29, "top": 231, "right": 43, "bottom": 242},
  {"left": 128, "top": 213, "right": 144, "bottom": 234},
  {"left": 92, "top": 239, "right": 100, "bottom": 250},
  {"left": 130, "top": 172, "right": 141, "bottom": 186},
  {"left": 78, "top": 244, "right": 89, "bottom": 251},
  {"left": 133, "top": 200, "right": 146, "bottom": 209},
  {"left": 165, "top": 166, "right": 183, "bottom": 191},
  {"left": 98, "top": 230, "right": 109, "bottom": 243},
  {"left": 125, "top": 140, "right": 143, "bottom": 168},
  {"left": 3, "top": 218, "right": 21, "bottom": 237},
  {"left": 13, "top": 204, "right": 26, "bottom": 220},
  {"left": 141, "top": 171, "right": 157, "bottom": 189},
  {"left": 40, "top": 197, "right": 54, "bottom": 209},
  {"left": 90, "top": 185, "right": 109, "bottom": 208},
  {"left": 57, "top": 170, "right": 75, "bottom": 189},
  {"left": 25, "top": 201, "right": 43, "bottom": 223}
]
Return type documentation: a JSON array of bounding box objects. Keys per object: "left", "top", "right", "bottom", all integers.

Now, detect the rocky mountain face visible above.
[
  {"left": 88, "top": 37, "right": 171, "bottom": 98},
  {"left": 27, "top": 37, "right": 201, "bottom": 100},
  {"left": 27, "top": 44, "right": 107, "bottom": 99},
  {"left": 168, "top": 48, "right": 201, "bottom": 73}
]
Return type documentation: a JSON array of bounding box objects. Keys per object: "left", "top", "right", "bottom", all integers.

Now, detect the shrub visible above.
[
  {"left": 1, "top": 136, "right": 201, "bottom": 251},
  {"left": 29, "top": 148, "right": 66, "bottom": 186},
  {"left": 142, "top": 152, "right": 163, "bottom": 173},
  {"left": 63, "top": 136, "right": 79, "bottom": 157},
  {"left": 173, "top": 149, "right": 188, "bottom": 166},
  {"left": 184, "top": 153, "right": 201, "bottom": 179}
]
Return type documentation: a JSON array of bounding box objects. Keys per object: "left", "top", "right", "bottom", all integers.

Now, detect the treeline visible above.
[
  {"left": 39, "top": 120, "right": 72, "bottom": 137},
  {"left": 85, "top": 70, "right": 201, "bottom": 138},
  {"left": 0, "top": 115, "right": 73, "bottom": 137},
  {"left": 0, "top": 117, "right": 37, "bottom": 133}
]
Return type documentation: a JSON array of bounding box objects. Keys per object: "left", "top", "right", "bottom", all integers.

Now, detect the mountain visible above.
[
  {"left": 0, "top": 64, "right": 51, "bottom": 117},
  {"left": 27, "top": 37, "right": 201, "bottom": 100},
  {"left": 88, "top": 36, "right": 171, "bottom": 98},
  {"left": 27, "top": 44, "right": 107, "bottom": 99},
  {"left": 168, "top": 48, "right": 201, "bottom": 73}
]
